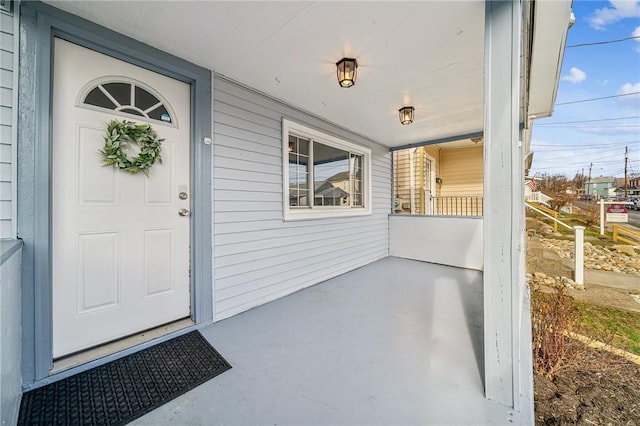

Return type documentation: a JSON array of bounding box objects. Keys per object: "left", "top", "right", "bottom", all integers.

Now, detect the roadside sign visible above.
[{"left": 606, "top": 204, "right": 628, "bottom": 223}]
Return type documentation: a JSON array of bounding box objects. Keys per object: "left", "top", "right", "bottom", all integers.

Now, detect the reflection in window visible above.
[
  {"left": 288, "top": 135, "right": 310, "bottom": 207},
  {"left": 351, "top": 153, "right": 363, "bottom": 207},
  {"left": 287, "top": 134, "right": 365, "bottom": 209},
  {"left": 283, "top": 120, "right": 371, "bottom": 220},
  {"left": 314, "top": 143, "right": 349, "bottom": 206},
  {"left": 81, "top": 80, "right": 173, "bottom": 125}
]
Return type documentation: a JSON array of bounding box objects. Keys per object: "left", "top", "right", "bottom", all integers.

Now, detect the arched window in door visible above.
[{"left": 78, "top": 77, "right": 177, "bottom": 127}]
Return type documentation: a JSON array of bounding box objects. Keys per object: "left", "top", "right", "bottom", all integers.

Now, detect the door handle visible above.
[{"left": 178, "top": 208, "right": 190, "bottom": 217}]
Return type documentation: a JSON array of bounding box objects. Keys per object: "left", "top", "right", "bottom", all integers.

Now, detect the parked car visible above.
[{"left": 633, "top": 198, "right": 640, "bottom": 211}]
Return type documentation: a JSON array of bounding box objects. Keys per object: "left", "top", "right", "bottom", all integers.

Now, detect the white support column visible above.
[
  {"left": 409, "top": 149, "right": 416, "bottom": 214},
  {"left": 483, "top": 0, "right": 521, "bottom": 408},
  {"left": 574, "top": 226, "right": 585, "bottom": 285}
]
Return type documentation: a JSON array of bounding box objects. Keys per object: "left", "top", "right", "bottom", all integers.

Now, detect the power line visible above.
[
  {"left": 536, "top": 147, "right": 636, "bottom": 154},
  {"left": 534, "top": 146, "right": 636, "bottom": 152},
  {"left": 536, "top": 150, "right": 636, "bottom": 161},
  {"left": 534, "top": 144, "right": 637, "bottom": 152},
  {"left": 535, "top": 115, "right": 640, "bottom": 126},
  {"left": 566, "top": 35, "right": 640, "bottom": 48},
  {"left": 537, "top": 144, "right": 637, "bottom": 153},
  {"left": 555, "top": 91, "right": 640, "bottom": 106},
  {"left": 536, "top": 125, "right": 640, "bottom": 129},
  {"left": 533, "top": 140, "right": 639, "bottom": 147},
  {"left": 532, "top": 152, "right": 635, "bottom": 166},
  {"left": 539, "top": 157, "right": 640, "bottom": 165}
]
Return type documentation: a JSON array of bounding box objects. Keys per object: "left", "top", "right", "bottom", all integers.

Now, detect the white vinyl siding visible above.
[
  {"left": 213, "top": 76, "right": 390, "bottom": 320},
  {"left": 0, "top": 7, "right": 15, "bottom": 238}
]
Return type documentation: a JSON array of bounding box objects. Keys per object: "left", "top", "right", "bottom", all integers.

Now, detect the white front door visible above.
[{"left": 52, "top": 39, "right": 192, "bottom": 357}]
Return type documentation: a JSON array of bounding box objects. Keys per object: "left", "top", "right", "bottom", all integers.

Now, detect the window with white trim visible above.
[{"left": 283, "top": 119, "right": 372, "bottom": 220}]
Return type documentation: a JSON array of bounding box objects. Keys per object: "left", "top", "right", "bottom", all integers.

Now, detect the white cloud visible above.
[
  {"left": 561, "top": 67, "right": 587, "bottom": 84},
  {"left": 618, "top": 82, "right": 640, "bottom": 95},
  {"left": 617, "top": 82, "right": 640, "bottom": 107},
  {"left": 634, "top": 26, "right": 640, "bottom": 53},
  {"left": 588, "top": 0, "right": 640, "bottom": 29}
]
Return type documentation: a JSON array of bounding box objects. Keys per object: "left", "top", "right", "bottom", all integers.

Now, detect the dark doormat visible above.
[{"left": 18, "top": 331, "right": 231, "bottom": 426}]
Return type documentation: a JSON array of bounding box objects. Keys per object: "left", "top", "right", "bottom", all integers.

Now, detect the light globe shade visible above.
[
  {"left": 399, "top": 106, "right": 415, "bottom": 125},
  {"left": 336, "top": 58, "right": 358, "bottom": 88}
]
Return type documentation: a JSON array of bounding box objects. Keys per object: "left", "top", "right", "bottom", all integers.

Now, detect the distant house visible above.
[
  {"left": 613, "top": 177, "right": 640, "bottom": 198},
  {"left": 585, "top": 176, "right": 615, "bottom": 199},
  {"left": 314, "top": 180, "right": 349, "bottom": 206}
]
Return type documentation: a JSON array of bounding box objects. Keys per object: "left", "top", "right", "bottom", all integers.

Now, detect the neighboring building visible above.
[
  {"left": 393, "top": 142, "right": 483, "bottom": 216},
  {"left": 613, "top": 176, "right": 640, "bottom": 198},
  {"left": 1, "top": 1, "right": 572, "bottom": 424},
  {"left": 585, "top": 176, "right": 616, "bottom": 199}
]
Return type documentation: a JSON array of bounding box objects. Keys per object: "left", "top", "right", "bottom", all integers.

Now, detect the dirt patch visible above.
[{"left": 534, "top": 342, "right": 640, "bottom": 425}]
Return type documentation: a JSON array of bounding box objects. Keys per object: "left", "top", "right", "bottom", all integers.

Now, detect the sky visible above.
[{"left": 530, "top": 0, "right": 640, "bottom": 181}]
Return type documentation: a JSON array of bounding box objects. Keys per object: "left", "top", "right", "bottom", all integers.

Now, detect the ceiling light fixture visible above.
[
  {"left": 336, "top": 58, "right": 358, "bottom": 88},
  {"left": 398, "top": 106, "right": 415, "bottom": 125}
]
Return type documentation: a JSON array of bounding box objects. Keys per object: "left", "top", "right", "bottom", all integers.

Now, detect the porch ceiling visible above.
[{"left": 45, "top": 1, "right": 485, "bottom": 148}]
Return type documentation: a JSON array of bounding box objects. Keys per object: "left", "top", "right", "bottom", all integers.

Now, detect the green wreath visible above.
[{"left": 99, "top": 120, "right": 164, "bottom": 176}]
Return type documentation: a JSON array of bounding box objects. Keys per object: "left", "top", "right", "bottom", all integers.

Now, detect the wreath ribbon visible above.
[{"left": 99, "top": 120, "right": 164, "bottom": 176}]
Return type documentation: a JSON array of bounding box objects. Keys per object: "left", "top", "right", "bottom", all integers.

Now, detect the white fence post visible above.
[
  {"left": 574, "top": 226, "right": 585, "bottom": 285},
  {"left": 599, "top": 200, "right": 605, "bottom": 236}
]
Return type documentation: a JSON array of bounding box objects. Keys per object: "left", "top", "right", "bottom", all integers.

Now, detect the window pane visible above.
[
  {"left": 314, "top": 142, "right": 350, "bottom": 206},
  {"left": 102, "top": 82, "right": 131, "bottom": 106},
  {"left": 351, "top": 153, "right": 363, "bottom": 207},
  {"left": 84, "top": 87, "right": 117, "bottom": 109},
  {"left": 135, "top": 86, "right": 161, "bottom": 111},
  {"left": 288, "top": 136, "right": 310, "bottom": 207},
  {"left": 147, "top": 104, "right": 172, "bottom": 123}
]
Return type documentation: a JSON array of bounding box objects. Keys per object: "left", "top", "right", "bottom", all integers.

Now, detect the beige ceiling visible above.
[{"left": 46, "top": 1, "right": 486, "bottom": 148}]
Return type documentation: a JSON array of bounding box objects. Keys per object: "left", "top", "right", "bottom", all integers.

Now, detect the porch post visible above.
[{"left": 483, "top": 0, "right": 522, "bottom": 408}]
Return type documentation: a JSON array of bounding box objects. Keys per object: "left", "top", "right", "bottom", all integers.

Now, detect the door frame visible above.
[
  {"left": 18, "top": 1, "right": 213, "bottom": 388},
  {"left": 424, "top": 153, "right": 436, "bottom": 215}
]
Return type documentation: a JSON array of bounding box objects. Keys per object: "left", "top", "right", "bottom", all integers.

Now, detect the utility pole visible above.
[
  {"left": 624, "top": 146, "right": 628, "bottom": 198},
  {"left": 587, "top": 162, "right": 593, "bottom": 201}
]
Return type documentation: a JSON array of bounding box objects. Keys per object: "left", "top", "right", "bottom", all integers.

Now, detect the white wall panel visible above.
[
  {"left": 0, "top": 243, "right": 22, "bottom": 426},
  {"left": 213, "top": 76, "right": 390, "bottom": 320},
  {"left": 389, "top": 215, "right": 483, "bottom": 270}
]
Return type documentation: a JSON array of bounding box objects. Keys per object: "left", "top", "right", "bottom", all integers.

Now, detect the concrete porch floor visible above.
[{"left": 134, "top": 257, "right": 529, "bottom": 425}]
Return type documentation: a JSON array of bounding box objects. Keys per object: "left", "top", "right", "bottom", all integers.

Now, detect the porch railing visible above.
[
  {"left": 526, "top": 191, "right": 553, "bottom": 206},
  {"left": 612, "top": 225, "right": 640, "bottom": 245},
  {"left": 431, "top": 196, "right": 483, "bottom": 217}
]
